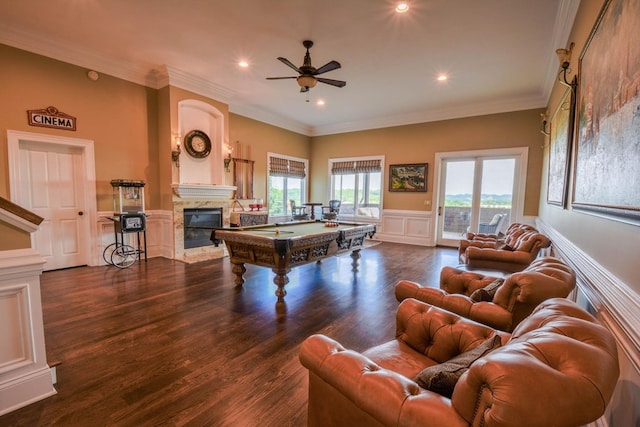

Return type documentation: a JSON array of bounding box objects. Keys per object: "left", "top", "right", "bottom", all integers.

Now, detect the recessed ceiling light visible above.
[
  {"left": 436, "top": 73, "right": 448, "bottom": 82},
  {"left": 238, "top": 60, "right": 249, "bottom": 68},
  {"left": 316, "top": 99, "right": 326, "bottom": 106},
  {"left": 395, "top": 3, "right": 409, "bottom": 13}
]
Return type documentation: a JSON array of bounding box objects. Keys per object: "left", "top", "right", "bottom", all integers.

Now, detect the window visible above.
[
  {"left": 267, "top": 153, "right": 308, "bottom": 217},
  {"left": 330, "top": 157, "right": 383, "bottom": 220}
]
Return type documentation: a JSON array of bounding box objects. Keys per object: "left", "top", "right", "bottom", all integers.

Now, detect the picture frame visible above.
[
  {"left": 573, "top": 0, "right": 640, "bottom": 223},
  {"left": 389, "top": 163, "right": 428, "bottom": 192},
  {"left": 546, "top": 85, "right": 576, "bottom": 207}
]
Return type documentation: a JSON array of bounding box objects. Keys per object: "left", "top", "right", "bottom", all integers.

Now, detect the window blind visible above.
[
  {"left": 269, "top": 156, "right": 306, "bottom": 178},
  {"left": 331, "top": 159, "right": 381, "bottom": 175}
]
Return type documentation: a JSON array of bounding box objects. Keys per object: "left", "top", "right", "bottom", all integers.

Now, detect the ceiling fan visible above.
[{"left": 266, "top": 40, "right": 346, "bottom": 93}]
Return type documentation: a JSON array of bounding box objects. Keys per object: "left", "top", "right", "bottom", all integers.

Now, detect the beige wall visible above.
[
  {"left": 311, "top": 109, "right": 545, "bottom": 215},
  {"left": 0, "top": 44, "right": 158, "bottom": 212},
  {"left": 229, "top": 113, "right": 311, "bottom": 202},
  {"left": 538, "top": 0, "right": 638, "bottom": 292},
  {"left": 0, "top": 222, "right": 31, "bottom": 250}
]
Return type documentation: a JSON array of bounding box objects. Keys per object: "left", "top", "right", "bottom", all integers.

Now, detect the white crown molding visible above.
[
  {"left": 0, "top": 23, "right": 156, "bottom": 87},
  {"left": 229, "top": 103, "right": 312, "bottom": 136},
  {"left": 311, "top": 93, "right": 547, "bottom": 136},
  {"left": 541, "top": 0, "right": 581, "bottom": 104},
  {"left": 159, "top": 65, "right": 236, "bottom": 104}
]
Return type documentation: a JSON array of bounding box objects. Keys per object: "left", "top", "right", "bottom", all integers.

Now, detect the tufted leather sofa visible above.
[
  {"left": 459, "top": 228, "right": 551, "bottom": 273},
  {"left": 395, "top": 257, "right": 576, "bottom": 331},
  {"left": 300, "top": 298, "right": 619, "bottom": 427}
]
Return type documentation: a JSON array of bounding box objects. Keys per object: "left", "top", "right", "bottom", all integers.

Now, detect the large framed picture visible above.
[
  {"left": 389, "top": 163, "right": 428, "bottom": 192},
  {"left": 573, "top": 0, "right": 640, "bottom": 223},
  {"left": 547, "top": 85, "right": 576, "bottom": 207}
]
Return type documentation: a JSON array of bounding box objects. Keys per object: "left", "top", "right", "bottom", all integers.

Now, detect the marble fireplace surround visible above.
[{"left": 172, "top": 184, "right": 235, "bottom": 263}]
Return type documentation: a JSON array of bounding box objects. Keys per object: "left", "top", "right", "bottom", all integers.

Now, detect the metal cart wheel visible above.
[
  {"left": 103, "top": 243, "right": 117, "bottom": 265},
  {"left": 111, "top": 244, "right": 136, "bottom": 269}
]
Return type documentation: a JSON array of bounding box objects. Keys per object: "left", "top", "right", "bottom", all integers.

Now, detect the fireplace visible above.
[
  {"left": 183, "top": 208, "right": 222, "bottom": 249},
  {"left": 171, "top": 185, "right": 235, "bottom": 263}
]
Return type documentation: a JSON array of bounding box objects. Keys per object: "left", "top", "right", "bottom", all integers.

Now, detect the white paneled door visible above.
[{"left": 8, "top": 131, "right": 96, "bottom": 271}]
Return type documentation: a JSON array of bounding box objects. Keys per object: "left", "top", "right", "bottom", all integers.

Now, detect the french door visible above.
[{"left": 435, "top": 148, "right": 528, "bottom": 247}]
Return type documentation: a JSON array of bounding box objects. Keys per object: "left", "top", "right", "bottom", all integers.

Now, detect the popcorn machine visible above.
[{"left": 104, "top": 179, "right": 147, "bottom": 268}]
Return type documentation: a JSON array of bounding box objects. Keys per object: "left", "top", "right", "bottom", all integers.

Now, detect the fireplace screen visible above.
[{"left": 184, "top": 208, "right": 222, "bottom": 249}]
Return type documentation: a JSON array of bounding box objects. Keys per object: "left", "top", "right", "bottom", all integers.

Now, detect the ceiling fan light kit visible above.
[
  {"left": 297, "top": 75, "right": 317, "bottom": 89},
  {"left": 266, "top": 40, "right": 346, "bottom": 93}
]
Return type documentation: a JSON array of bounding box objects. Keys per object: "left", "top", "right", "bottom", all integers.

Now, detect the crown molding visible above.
[
  {"left": 229, "top": 103, "right": 312, "bottom": 137},
  {"left": 0, "top": 23, "right": 156, "bottom": 87},
  {"left": 157, "top": 65, "right": 236, "bottom": 103},
  {"left": 541, "top": 0, "right": 581, "bottom": 103},
  {"left": 311, "top": 94, "right": 547, "bottom": 136}
]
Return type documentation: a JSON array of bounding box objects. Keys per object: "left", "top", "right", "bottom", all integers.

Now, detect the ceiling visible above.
[{"left": 0, "top": 0, "right": 579, "bottom": 136}]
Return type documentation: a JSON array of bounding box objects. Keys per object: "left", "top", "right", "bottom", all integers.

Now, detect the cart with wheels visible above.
[{"left": 103, "top": 180, "right": 147, "bottom": 268}]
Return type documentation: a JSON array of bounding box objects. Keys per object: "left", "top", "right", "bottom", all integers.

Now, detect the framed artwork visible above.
[
  {"left": 547, "top": 86, "right": 576, "bottom": 207},
  {"left": 573, "top": 0, "right": 640, "bottom": 223},
  {"left": 389, "top": 163, "right": 428, "bottom": 192}
]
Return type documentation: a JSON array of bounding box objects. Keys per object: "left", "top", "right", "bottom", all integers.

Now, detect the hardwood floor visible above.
[{"left": 0, "top": 242, "right": 458, "bottom": 427}]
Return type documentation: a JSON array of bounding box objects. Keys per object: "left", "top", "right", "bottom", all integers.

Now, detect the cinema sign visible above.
[{"left": 27, "top": 106, "right": 76, "bottom": 131}]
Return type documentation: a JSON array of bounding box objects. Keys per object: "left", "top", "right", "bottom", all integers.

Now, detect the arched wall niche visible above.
[{"left": 176, "top": 99, "right": 225, "bottom": 186}]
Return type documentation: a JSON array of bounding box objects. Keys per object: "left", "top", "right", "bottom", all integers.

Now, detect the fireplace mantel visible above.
[{"left": 172, "top": 184, "right": 236, "bottom": 199}]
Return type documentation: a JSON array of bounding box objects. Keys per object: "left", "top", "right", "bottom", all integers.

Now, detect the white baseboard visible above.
[{"left": 0, "top": 367, "right": 57, "bottom": 416}]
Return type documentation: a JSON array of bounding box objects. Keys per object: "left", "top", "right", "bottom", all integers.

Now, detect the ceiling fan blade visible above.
[
  {"left": 317, "top": 77, "right": 346, "bottom": 88},
  {"left": 266, "top": 76, "right": 297, "bottom": 80},
  {"left": 315, "top": 60, "right": 341, "bottom": 75},
  {"left": 278, "top": 57, "right": 301, "bottom": 73}
]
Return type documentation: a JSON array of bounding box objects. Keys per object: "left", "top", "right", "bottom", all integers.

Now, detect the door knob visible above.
[{"left": 78, "top": 211, "right": 84, "bottom": 216}]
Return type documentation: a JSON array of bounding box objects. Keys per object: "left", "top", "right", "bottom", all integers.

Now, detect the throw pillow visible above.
[
  {"left": 469, "top": 278, "right": 504, "bottom": 302},
  {"left": 414, "top": 335, "right": 502, "bottom": 398}
]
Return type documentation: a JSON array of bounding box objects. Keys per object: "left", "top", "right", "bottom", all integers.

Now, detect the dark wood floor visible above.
[{"left": 0, "top": 242, "right": 458, "bottom": 427}]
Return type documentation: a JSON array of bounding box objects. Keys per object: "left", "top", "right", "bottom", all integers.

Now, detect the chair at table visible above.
[
  {"left": 321, "top": 200, "right": 341, "bottom": 220},
  {"left": 289, "top": 199, "right": 309, "bottom": 220}
]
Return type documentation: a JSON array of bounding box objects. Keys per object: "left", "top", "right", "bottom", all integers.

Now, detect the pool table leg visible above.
[
  {"left": 272, "top": 267, "right": 291, "bottom": 299},
  {"left": 350, "top": 249, "right": 361, "bottom": 271},
  {"left": 232, "top": 262, "right": 247, "bottom": 286}
]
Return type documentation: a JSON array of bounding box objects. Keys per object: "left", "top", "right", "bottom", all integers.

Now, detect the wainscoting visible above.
[
  {"left": 537, "top": 220, "right": 640, "bottom": 427},
  {"left": 94, "top": 208, "right": 436, "bottom": 265},
  {"left": 96, "top": 210, "right": 174, "bottom": 265},
  {"left": 375, "top": 209, "right": 434, "bottom": 246}
]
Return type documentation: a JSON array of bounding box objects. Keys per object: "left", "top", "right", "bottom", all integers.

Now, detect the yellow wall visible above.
[
  {"left": 0, "top": 44, "right": 157, "bottom": 211},
  {"left": 229, "top": 113, "right": 311, "bottom": 202},
  {"left": 0, "top": 222, "right": 31, "bottom": 250},
  {"left": 311, "top": 109, "right": 545, "bottom": 215},
  {"left": 538, "top": 0, "right": 639, "bottom": 291}
]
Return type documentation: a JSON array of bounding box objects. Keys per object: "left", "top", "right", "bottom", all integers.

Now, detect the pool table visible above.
[{"left": 211, "top": 220, "right": 376, "bottom": 299}]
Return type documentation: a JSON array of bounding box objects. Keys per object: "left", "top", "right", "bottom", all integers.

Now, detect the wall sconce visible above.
[
  {"left": 224, "top": 144, "right": 233, "bottom": 172},
  {"left": 556, "top": 42, "right": 577, "bottom": 90},
  {"left": 171, "top": 135, "right": 181, "bottom": 168},
  {"left": 540, "top": 112, "right": 550, "bottom": 136}
]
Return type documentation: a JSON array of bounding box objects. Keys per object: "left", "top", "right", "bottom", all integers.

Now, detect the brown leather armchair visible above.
[
  {"left": 300, "top": 298, "right": 619, "bottom": 427},
  {"left": 458, "top": 222, "right": 537, "bottom": 263},
  {"left": 460, "top": 229, "right": 551, "bottom": 272},
  {"left": 395, "top": 257, "right": 576, "bottom": 331}
]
